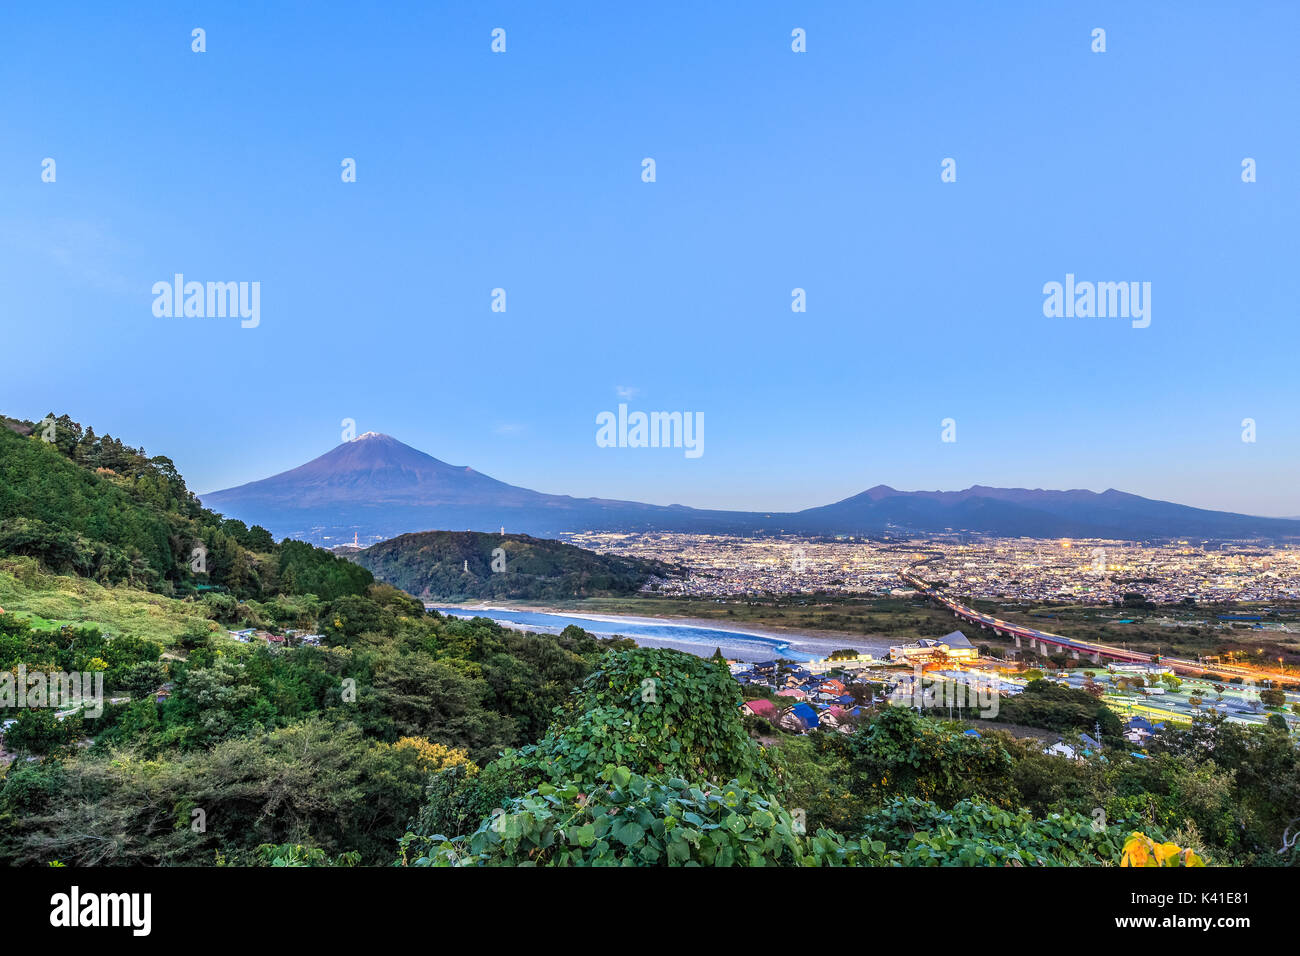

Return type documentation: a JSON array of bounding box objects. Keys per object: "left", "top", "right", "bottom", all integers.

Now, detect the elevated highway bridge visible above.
[{"left": 901, "top": 569, "right": 1299, "bottom": 687}]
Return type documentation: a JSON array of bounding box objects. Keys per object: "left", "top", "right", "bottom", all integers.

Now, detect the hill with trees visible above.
[
  {"left": 0, "top": 412, "right": 370, "bottom": 602},
  {"left": 354, "top": 530, "right": 679, "bottom": 601},
  {"left": 0, "top": 587, "right": 633, "bottom": 864}
]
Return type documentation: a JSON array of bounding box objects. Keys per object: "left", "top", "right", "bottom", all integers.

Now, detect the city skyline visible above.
[{"left": 2, "top": 2, "right": 1297, "bottom": 516}]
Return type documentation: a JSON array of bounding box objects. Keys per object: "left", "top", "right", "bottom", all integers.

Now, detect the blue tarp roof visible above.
[{"left": 789, "top": 702, "right": 820, "bottom": 729}]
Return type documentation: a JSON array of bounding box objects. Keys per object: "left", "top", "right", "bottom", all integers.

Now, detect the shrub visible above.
[
  {"left": 403, "top": 765, "right": 861, "bottom": 867},
  {"left": 526, "top": 646, "right": 766, "bottom": 787}
]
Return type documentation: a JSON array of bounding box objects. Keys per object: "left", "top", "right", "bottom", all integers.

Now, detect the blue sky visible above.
[{"left": 2, "top": 1, "right": 1297, "bottom": 516}]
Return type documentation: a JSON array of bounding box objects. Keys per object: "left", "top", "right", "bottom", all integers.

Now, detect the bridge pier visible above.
[
  {"left": 1071, "top": 649, "right": 1080, "bottom": 661},
  {"left": 1092, "top": 652, "right": 1101, "bottom": 664},
  {"left": 1014, "top": 636, "right": 1021, "bottom": 648}
]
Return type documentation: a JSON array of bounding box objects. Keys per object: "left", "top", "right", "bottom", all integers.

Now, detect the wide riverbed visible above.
[{"left": 432, "top": 606, "right": 891, "bottom": 662}]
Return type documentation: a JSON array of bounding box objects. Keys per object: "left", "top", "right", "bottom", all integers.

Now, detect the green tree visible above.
[
  {"left": 3, "top": 709, "right": 83, "bottom": 757},
  {"left": 847, "top": 707, "right": 1015, "bottom": 809}
]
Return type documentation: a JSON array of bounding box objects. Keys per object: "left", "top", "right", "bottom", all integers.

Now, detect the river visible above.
[{"left": 431, "top": 606, "right": 889, "bottom": 662}]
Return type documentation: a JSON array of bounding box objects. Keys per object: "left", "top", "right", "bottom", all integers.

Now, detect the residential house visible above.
[{"left": 779, "top": 702, "right": 820, "bottom": 734}]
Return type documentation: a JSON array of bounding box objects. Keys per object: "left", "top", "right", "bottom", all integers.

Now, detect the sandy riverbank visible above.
[{"left": 433, "top": 602, "right": 897, "bottom": 659}]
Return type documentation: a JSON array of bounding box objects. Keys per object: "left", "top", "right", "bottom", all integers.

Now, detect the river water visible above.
[{"left": 430, "top": 606, "right": 877, "bottom": 662}]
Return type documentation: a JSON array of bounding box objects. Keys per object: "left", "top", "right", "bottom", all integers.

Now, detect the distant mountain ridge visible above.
[
  {"left": 781, "top": 484, "right": 1300, "bottom": 540},
  {"left": 201, "top": 433, "right": 1300, "bottom": 543}
]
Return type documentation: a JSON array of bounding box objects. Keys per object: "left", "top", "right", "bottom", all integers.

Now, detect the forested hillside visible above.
[
  {"left": 0, "top": 589, "right": 632, "bottom": 864},
  {"left": 355, "top": 530, "right": 679, "bottom": 601},
  {"left": 0, "top": 413, "right": 370, "bottom": 601}
]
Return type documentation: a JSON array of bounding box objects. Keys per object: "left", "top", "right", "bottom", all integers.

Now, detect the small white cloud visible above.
[
  {"left": 494, "top": 423, "right": 525, "bottom": 436},
  {"left": 615, "top": 385, "right": 640, "bottom": 400}
]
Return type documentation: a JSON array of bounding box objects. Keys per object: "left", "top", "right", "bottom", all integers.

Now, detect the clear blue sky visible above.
[{"left": 2, "top": 1, "right": 1297, "bottom": 516}]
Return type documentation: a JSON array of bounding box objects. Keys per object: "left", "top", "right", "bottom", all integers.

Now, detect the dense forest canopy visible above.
[{"left": 355, "top": 529, "right": 680, "bottom": 601}]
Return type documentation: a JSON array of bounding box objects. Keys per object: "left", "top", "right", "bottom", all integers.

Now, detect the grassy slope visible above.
[{"left": 0, "top": 557, "right": 213, "bottom": 647}]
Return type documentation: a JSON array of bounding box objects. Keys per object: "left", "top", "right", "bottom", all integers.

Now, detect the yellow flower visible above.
[{"left": 389, "top": 737, "right": 475, "bottom": 774}]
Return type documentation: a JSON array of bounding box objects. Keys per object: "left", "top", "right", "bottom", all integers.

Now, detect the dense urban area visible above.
[{"left": 563, "top": 532, "right": 1300, "bottom": 605}]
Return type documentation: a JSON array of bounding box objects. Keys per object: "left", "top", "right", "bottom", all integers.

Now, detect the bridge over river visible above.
[{"left": 902, "top": 570, "right": 1299, "bottom": 688}]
